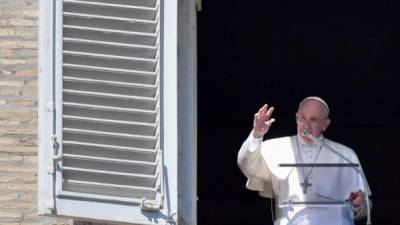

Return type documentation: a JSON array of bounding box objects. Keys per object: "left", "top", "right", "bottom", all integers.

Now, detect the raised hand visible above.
[{"left": 252, "top": 104, "right": 275, "bottom": 138}]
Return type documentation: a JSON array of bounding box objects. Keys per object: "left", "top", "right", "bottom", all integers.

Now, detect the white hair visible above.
[{"left": 298, "top": 96, "right": 330, "bottom": 117}]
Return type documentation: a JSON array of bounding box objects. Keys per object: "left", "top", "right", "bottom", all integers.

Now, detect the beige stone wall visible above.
[{"left": 0, "top": 1, "right": 72, "bottom": 224}]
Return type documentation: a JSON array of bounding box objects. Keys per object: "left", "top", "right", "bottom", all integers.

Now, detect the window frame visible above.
[{"left": 37, "top": 0, "right": 196, "bottom": 224}]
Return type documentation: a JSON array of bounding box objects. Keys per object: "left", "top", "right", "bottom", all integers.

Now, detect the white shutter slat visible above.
[
  {"left": 63, "top": 25, "right": 158, "bottom": 44},
  {"left": 63, "top": 154, "right": 158, "bottom": 175},
  {"left": 63, "top": 90, "right": 157, "bottom": 102},
  {"left": 63, "top": 142, "right": 157, "bottom": 162},
  {"left": 63, "top": 103, "right": 157, "bottom": 123},
  {"left": 63, "top": 78, "right": 157, "bottom": 97},
  {"left": 63, "top": 128, "right": 157, "bottom": 140},
  {"left": 63, "top": 115, "right": 156, "bottom": 126},
  {"left": 63, "top": 181, "right": 157, "bottom": 200},
  {"left": 74, "top": 0, "right": 158, "bottom": 8},
  {"left": 60, "top": 189, "right": 156, "bottom": 203},
  {"left": 64, "top": 64, "right": 157, "bottom": 76},
  {"left": 63, "top": 117, "right": 157, "bottom": 136},
  {"left": 63, "top": 66, "right": 157, "bottom": 84},
  {"left": 63, "top": 167, "right": 158, "bottom": 187},
  {"left": 63, "top": 38, "right": 157, "bottom": 59},
  {"left": 63, "top": 93, "right": 156, "bottom": 110},
  {"left": 63, "top": 76, "right": 157, "bottom": 89},
  {"left": 63, "top": 130, "right": 157, "bottom": 151},
  {"left": 63, "top": 52, "right": 157, "bottom": 72},
  {"left": 63, "top": 13, "right": 157, "bottom": 33},
  {"left": 63, "top": 0, "right": 158, "bottom": 21}
]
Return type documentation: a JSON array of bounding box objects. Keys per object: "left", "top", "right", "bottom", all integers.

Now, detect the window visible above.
[{"left": 38, "top": 0, "right": 198, "bottom": 224}]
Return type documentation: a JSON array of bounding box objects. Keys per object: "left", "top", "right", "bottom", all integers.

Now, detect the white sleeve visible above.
[
  {"left": 247, "top": 131, "right": 263, "bottom": 152},
  {"left": 237, "top": 132, "right": 274, "bottom": 198}
]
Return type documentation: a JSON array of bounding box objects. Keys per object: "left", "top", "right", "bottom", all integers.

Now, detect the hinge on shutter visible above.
[
  {"left": 52, "top": 135, "right": 62, "bottom": 161},
  {"left": 47, "top": 135, "right": 56, "bottom": 175},
  {"left": 141, "top": 149, "right": 164, "bottom": 211},
  {"left": 46, "top": 135, "right": 59, "bottom": 210},
  {"left": 47, "top": 135, "right": 61, "bottom": 175},
  {"left": 140, "top": 183, "right": 164, "bottom": 211},
  {"left": 140, "top": 196, "right": 162, "bottom": 211}
]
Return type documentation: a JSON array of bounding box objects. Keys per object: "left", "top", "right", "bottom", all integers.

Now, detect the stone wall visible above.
[{"left": 0, "top": 1, "right": 72, "bottom": 224}]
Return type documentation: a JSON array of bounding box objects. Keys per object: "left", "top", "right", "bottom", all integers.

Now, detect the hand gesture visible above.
[
  {"left": 349, "top": 190, "right": 365, "bottom": 207},
  {"left": 252, "top": 104, "right": 275, "bottom": 138}
]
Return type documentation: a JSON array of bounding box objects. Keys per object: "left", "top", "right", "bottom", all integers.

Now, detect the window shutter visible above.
[
  {"left": 58, "top": 0, "right": 163, "bottom": 207},
  {"left": 39, "top": 0, "right": 183, "bottom": 224}
]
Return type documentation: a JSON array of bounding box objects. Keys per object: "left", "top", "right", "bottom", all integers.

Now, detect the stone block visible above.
[
  {"left": 0, "top": 41, "right": 18, "bottom": 48},
  {"left": 0, "top": 165, "right": 37, "bottom": 173},
  {"left": 0, "top": 81, "right": 24, "bottom": 87},
  {"left": 22, "top": 80, "right": 37, "bottom": 97},
  {"left": 0, "top": 49, "right": 16, "bottom": 57},
  {"left": 8, "top": 19, "right": 35, "bottom": 27},
  {"left": 0, "top": 146, "right": 36, "bottom": 153},
  {"left": 0, "top": 29, "right": 15, "bottom": 36},
  {"left": 0, "top": 154, "right": 24, "bottom": 162},
  {"left": 0, "top": 59, "right": 26, "bottom": 65},
  {"left": 5, "top": 99, "right": 36, "bottom": 107},
  {"left": 16, "top": 69, "right": 37, "bottom": 77},
  {"left": 0, "top": 111, "right": 37, "bottom": 125},
  {"left": 7, "top": 183, "right": 37, "bottom": 191},
  {"left": 22, "top": 10, "right": 38, "bottom": 17},
  {"left": 0, "top": 137, "right": 20, "bottom": 145},
  {"left": 0, "top": 87, "right": 21, "bottom": 96}
]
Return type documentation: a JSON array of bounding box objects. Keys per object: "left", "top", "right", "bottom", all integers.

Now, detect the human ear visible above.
[{"left": 322, "top": 118, "right": 331, "bottom": 131}]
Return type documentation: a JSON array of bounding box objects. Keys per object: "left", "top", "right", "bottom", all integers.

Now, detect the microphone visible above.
[
  {"left": 301, "top": 129, "right": 311, "bottom": 138},
  {"left": 302, "top": 129, "right": 323, "bottom": 145},
  {"left": 301, "top": 130, "right": 372, "bottom": 224}
]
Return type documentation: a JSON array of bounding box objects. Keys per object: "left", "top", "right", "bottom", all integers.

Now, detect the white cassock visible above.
[{"left": 237, "top": 134, "right": 372, "bottom": 225}]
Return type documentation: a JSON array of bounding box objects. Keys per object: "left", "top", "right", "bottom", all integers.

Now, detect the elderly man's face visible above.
[{"left": 296, "top": 100, "right": 331, "bottom": 144}]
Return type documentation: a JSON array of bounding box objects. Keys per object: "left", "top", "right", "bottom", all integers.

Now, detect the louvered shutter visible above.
[
  {"left": 39, "top": 0, "right": 198, "bottom": 223},
  {"left": 56, "top": 0, "right": 163, "bottom": 207},
  {"left": 57, "top": 0, "right": 163, "bottom": 207}
]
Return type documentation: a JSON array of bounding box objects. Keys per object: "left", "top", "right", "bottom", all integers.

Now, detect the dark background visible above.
[{"left": 197, "top": 0, "right": 400, "bottom": 224}]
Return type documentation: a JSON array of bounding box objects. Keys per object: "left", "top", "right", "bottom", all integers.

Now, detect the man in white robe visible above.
[{"left": 237, "top": 97, "right": 371, "bottom": 225}]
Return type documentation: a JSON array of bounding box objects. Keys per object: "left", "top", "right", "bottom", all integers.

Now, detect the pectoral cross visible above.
[{"left": 300, "top": 178, "right": 312, "bottom": 194}]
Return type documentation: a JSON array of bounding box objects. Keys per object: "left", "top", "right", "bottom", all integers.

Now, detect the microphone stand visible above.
[{"left": 303, "top": 131, "right": 372, "bottom": 225}]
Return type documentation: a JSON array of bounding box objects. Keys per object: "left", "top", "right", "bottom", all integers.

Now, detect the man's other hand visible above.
[{"left": 349, "top": 190, "right": 365, "bottom": 207}]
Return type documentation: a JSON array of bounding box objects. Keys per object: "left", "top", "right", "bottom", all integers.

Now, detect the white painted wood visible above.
[
  {"left": 63, "top": 103, "right": 158, "bottom": 123},
  {"left": 56, "top": 197, "right": 171, "bottom": 225},
  {"left": 63, "top": 13, "right": 158, "bottom": 33},
  {"left": 76, "top": 0, "right": 158, "bottom": 8},
  {"left": 177, "top": 0, "right": 197, "bottom": 224},
  {"left": 38, "top": 0, "right": 191, "bottom": 223},
  {"left": 63, "top": 63, "right": 158, "bottom": 76},
  {"left": 63, "top": 89, "right": 158, "bottom": 101},
  {"left": 59, "top": 0, "right": 164, "bottom": 208},
  {"left": 38, "top": 0, "right": 56, "bottom": 214},
  {"left": 63, "top": 37, "right": 157, "bottom": 50},
  {"left": 63, "top": 0, "right": 158, "bottom": 21},
  {"left": 63, "top": 141, "right": 157, "bottom": 162},
  {"left": 55, "top": 0, "right": 65, "bottom": 197},
  {"left": 63, "top": 25, "right": 159, "bottom": 39},
  {"left": 162, "top": 0, "right": 179, "bottom": 221},
  {"left": 63, "top": 78, "right": 158, "bottom": 97}
]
